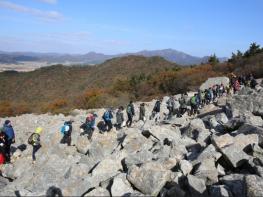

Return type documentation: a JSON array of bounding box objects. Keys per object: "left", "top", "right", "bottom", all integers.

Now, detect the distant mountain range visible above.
[{"left": 0, "top": 49, "right": 228, "bottom": 65}]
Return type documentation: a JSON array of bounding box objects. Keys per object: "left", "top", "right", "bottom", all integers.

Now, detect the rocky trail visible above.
[{"left": 0, "top": 77, "right": 263, "bottom": 197}]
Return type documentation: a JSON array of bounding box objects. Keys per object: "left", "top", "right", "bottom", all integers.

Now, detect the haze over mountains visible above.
[{"left": 0, "top": 49, "right": 227, "bottom": 66}]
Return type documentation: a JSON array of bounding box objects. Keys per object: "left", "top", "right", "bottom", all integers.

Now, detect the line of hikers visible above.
[{"left": 0, "top": 74, "right": 257, "bottom": 164}]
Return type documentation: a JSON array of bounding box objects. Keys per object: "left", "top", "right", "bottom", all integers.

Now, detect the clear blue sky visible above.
[{"left": 0, "top": 0, "right": 262, "bottom": 57}]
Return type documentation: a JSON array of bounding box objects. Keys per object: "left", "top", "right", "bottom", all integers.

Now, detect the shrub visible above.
[
  {"left": 75, "top": 88, "right": 105, "bottom": 109},
  {"left": 0, "top": 101, "right": 13, "bottom": 117}
]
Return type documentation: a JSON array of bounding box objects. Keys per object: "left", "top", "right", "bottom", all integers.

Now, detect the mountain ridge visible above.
[{"left": 0, "top": 49, "right": 228, "bottom": 66}]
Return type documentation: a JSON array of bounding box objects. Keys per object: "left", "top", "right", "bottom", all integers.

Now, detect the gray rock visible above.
[
  {"left": 127, "top": 162, "right": 171, "bottom": 196},
  {"left": 124, "top": 150, "right": 154, "bottom": 169},
  {"left": 91, "top": 158, "right": 122, "bottom": 179},
  {"left": 226, "top": 90, "right": 263, "bottom": 118},
  {"left": 237, "top": 124, "right": 263, "bottom": 147},
  {"left": 209, "top": 185, "right": 233, "bottom": 197},
  {"left": 0, "top": 176, "right": 9, "bottom": 190},
  {"left": 255, "top": 166, "right": 263, "bottom": 177},
  {"left": 212, "top": 133, "right": 257, "bottom": 168},
  {"left": 193, "top": 144, "right": 222, "bottom": 164},
  {"left": 220, "top": 174, "right": 245, "bottom": 197},
  {"left": 200, "top": 77, "right": 230, "bottom": 91},
  {"left": 183, "top": 118, "right": 210, "bottom": 146},
  {"left": 111, "top": 174, "right": 134, "bottom": 197},
  {"left": 193, "top": 158, "right": 218, "bottom": 185},
  {"left": 179, "top": 160, "right": 193, "bottom": 175},
  {"left": 76, "top": 136, "right": 91, "bottom": 154},
  {"left": 84, "top": 187, "right": 110, "bottom": 196},
  {"left": 252, "top": 144, "right": 263, "bottom": 165},
  {"left": 245, "top": 175, "right": 263, "bottom": 197},
  {"left": 215, "top": 113, "right": 229, "bottom": 124},
  {"left": 217, "top": 164, "right": 226, "bottom": 176},
  {"left": 187, "top": 175, "right": 208, "bottom": 197},
  {"left": 152, "top": 144, "right": 171, "bottom": 160}
]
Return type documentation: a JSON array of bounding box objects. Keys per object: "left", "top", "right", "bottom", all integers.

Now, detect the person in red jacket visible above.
[{"left": 0, "top": 131, "right": 7, "bottom": 164}]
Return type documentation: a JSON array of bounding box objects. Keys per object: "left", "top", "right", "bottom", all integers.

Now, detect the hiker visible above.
[
  {"left": 126, "top": 101, "right": 135, "bottom": 127},
  {"left": 0, "top": 130, "right": 7, "bottom": 164},
  {"left": 179, "top": 93, "right": 188, "bottom": 117},
  {"left": 166, "top": 96, "right": 175, "bottom": 120},
  {"left": 139, "top": 103, "right": 146, "bottom": 122},
  {"left": 151, "top": 99, "right": 161, "bottom": 123},
  {"left": 28, "top": 127, "right": 43, "bottom": 163},
  {"left": 200, "top": 90, "right": 206, "bottom": 106},
  {"left": 233, "top": 79, "right": 240, "bottom": 94},
  {"left": 3, "top": 120, "right": 15, "bottom": 163},
  {"left": 213, "top": 85, "right": 218, "bottom": 99},
  {"left": 209, "top": 87, "right": 214, "bottom": 103},
  {"left": 219, "top": 84, "right": 225, "bottom": 96},
  {"left": 205, "top": 89, "right": 211, "bottom": 104},
  {"left": 103, "top": 108, "right": 114, "bottom": 131},
  {"left": 60, "top": 120, "right": 73, "bottom": 146},
  {"left": 115, "top": 106, "right": 125, "bottom": 130},
  {"left": 190, "top": 94, "right": 198, "bottom": 116},
  {"left": 250, "top": 77, "right": 257, "bottom": 89},
  {"left": 80, "top": 112, "right": 97, "bottom": 139}
]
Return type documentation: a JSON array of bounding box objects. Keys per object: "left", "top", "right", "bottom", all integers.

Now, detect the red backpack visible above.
[
  {"left": 86, "top": 113, "right": 95, "bottom": 122},
  {"left": 0, "top": 153, "right": 5, "bottom": 165}
]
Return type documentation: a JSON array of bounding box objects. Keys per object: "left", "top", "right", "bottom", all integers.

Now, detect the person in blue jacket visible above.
[
  {"left": 103, "top": 108, "right": 113, "bottom": 132},
  {"left": 3, "top": 120, "right": 15, "bottom": 162}
]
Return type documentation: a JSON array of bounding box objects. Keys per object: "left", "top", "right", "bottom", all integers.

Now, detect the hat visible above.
[
  {"left": 35, "top": 127, "right": 43, "bottom": 134},
  {"left": 4, "top": 120, "right": 11, "bottom": 125}
]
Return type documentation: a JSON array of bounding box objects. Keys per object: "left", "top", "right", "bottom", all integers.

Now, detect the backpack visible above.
[
  {"left": 103, "top": 111, "right": 111, "bottom": 121},
  {"left": 60, "top": 125, "right": 70, "bottom": 135},
  {"left": 28, "top": 133, "right": 35, "bottom": 145},
  {"left": 191, "top": 96, "right": 196, "bottom": 105},
  {"left": 126, "top": 105, "right": 132, "bottom": 114}
]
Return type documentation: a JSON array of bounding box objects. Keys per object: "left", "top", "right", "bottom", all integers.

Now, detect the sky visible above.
[{"left": 0, "top": 0, "right": 263, "bottom": 57}]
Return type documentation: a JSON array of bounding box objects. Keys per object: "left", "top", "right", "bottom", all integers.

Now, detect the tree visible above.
[
  {"left": 244, "top": 42, "right": 262, "bottom": 57},
  {"left": 208, "top": 54, "right": 219, "bottom": 65},
  {"left": 228, "top": 50, "right": 243, "bottom": 63}
]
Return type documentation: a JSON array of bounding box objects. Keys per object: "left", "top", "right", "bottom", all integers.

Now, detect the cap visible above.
[{"left": 35, "top": 127, "right": 43, "bottom": 134}]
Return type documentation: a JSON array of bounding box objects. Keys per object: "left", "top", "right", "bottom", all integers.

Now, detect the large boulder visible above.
[
  {"left": 200, "top": 77, "right": 230, "bottom": 91},
  {"left": 187, "top": 175, "right": 208, "bottom": 197},
  {"left": 226, "top": 90, "right": 263, "bottom": 118},
  {"left": 91, "top": 158, "right": 123, "bottom": 182},
  {"left": 111, "top": 173, "right": 134, "bottom": 196},
  {"left": 193, "top": 158, "right": 218, "bottom": 185},
  {"left": 245, "top": 175, "right": 263, "bottom": 197},
  {"left": 76, "top": 136, "right": 91, "bottom": 154},
  {"left": 237, "top": 124, "right": 263, "bottom": 147},
  {"left": 124, "top": 149, "right": 154, "bottom": 169},
  {"left": 182, "top": 118, "right": 211, "bottom": 146},
  {"left": 127, "top": 162, "right": 171, "bottom": 196},
  {"left": 212, "top": 133, "right": 257, "bottom": 168},
  {"left": 179, "top": 160, "right": 193, "bottom": 175}
]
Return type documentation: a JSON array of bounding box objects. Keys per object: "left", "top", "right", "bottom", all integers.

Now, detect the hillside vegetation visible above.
[{"left": 0, "top": 43, "right": 262, "bottom": 117}]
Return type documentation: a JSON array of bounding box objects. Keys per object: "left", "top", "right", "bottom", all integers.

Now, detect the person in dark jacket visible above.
[
  {"left": 103, "top": 109, "right": 114, "bottom": 131},
  {"left": 139, "top": 103, "right": 146, "bottom": 122},
  {"left": 31, "top": 127, "right": 43, "bottom": 164},
  {"left": 60, "top": 120, "right": 73, "bottom": 146},
  {"left": 151, "top": 99, "right": 161, "bottom": 123},
  {"left": 3, "top": 120, "right": 15, "bottom": 163},
  {"left": 250, "top": 77, "right": 257, "bottom": 89},
  {"left": 126, "top": 101, "right": 135, "bottom": 127},
  {"left": 115, "top": 106, "right": 124, "bottom": 130},
  {"left": 166, "top": 96, "right": 175, "bottom": 120}
]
